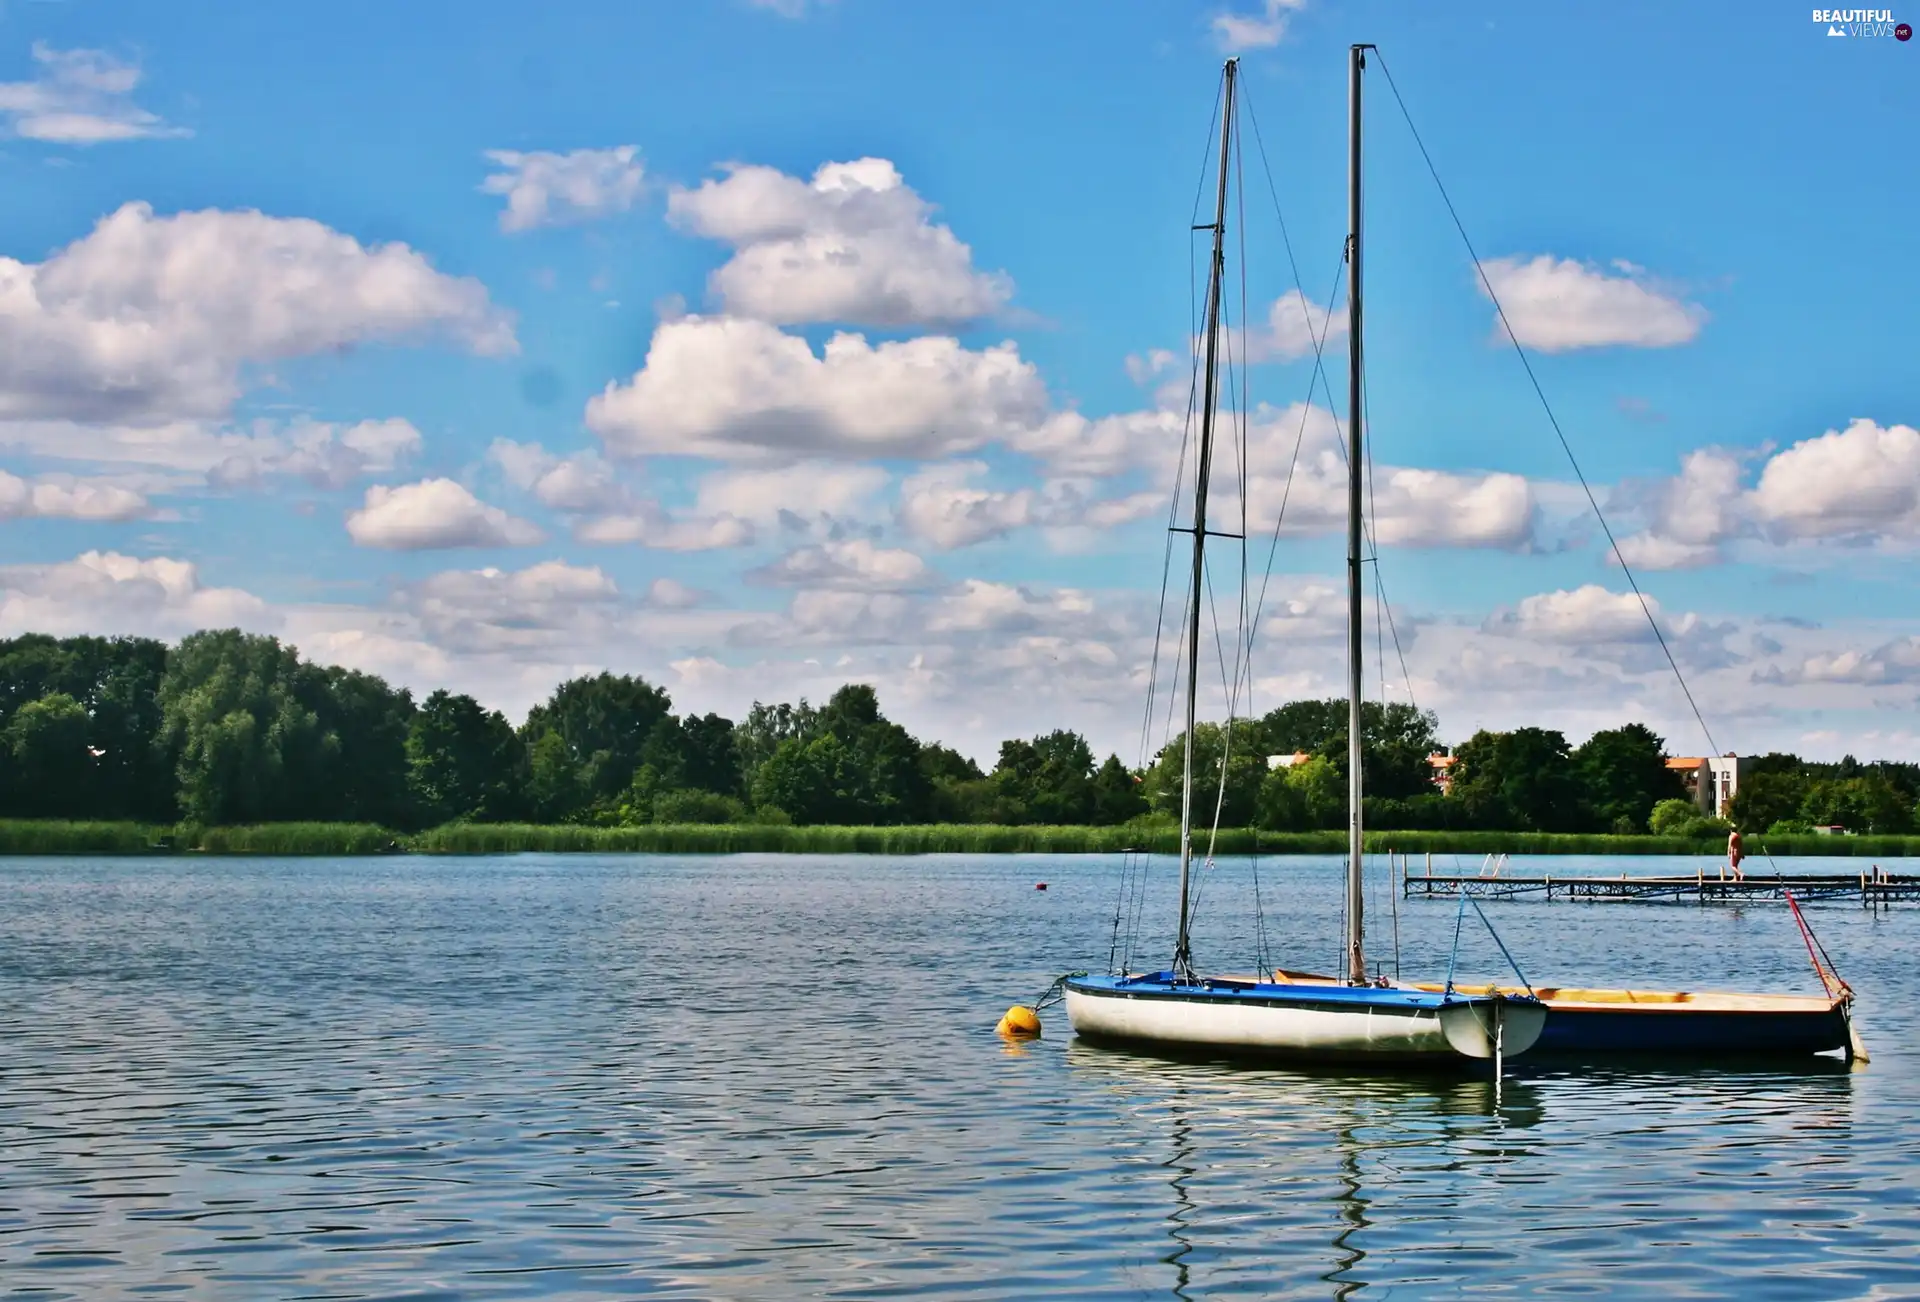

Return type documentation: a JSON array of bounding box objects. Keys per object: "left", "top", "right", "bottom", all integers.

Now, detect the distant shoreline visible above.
[{"left": 1, "top": 820, "right": 1916, "bottom": 858}]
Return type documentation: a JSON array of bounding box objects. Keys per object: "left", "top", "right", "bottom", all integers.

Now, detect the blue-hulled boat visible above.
[
  {"left": 1065, "top": 973, "right": 1541, "bottom": 1064},
  {"left": 1057, "top": 50, "right": 1545, "bottom": 1069},
  {"left": 1396, "top": 984, "right": 1853, "bottom": 1059}
]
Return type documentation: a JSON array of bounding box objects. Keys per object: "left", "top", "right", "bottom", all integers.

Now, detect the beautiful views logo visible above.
[{"left": 1813, "top": 7, "right": 1911, "bottom": 36}]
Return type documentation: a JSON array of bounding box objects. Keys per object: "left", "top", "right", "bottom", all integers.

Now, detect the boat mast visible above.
[
  {"left": 1173, "top": 56, "right": 1236, "bottom": 982},
  {"left": 1344, "top": 43, "right": 1370, "bottom": 986}
]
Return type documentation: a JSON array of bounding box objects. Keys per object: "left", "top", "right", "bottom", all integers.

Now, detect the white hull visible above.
[{"left": 1064, "top": 986, "right": 1546, "bottom": 1062}]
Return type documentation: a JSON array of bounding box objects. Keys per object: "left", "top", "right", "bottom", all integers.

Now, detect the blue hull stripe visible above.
[
  {"left": 1534, "top": 1007, "right": 1849, "bottom": 1056},
  {"left": 1066, "top": 973, "right": 1529, "bottom": 1019}
]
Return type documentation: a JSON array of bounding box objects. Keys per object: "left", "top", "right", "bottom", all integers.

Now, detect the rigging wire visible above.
[
  {"left": 1184, "top": 72, "right": 1260, "bottom": 951},
  {"left": 1245, "top": 93, "right": 1366, "bottom": 978},
  {"left": 1186, "top": 110, "right": 1270, "bottom": 952},
  {"left": 1186, "top": 319, "right": 1243, "bottom": 931},
  {"left": 1232, "top": 114, "right": 1272, "bottom": 978},
  {"left": 1114, "top": 67, "right": 1230, "bottom": 973},
  {"left": 1371, "top": 49, "right": 1720, "bottom": 756},
  {"left": 1357, "top": 361, "right": 1420, "bottom": 713}
]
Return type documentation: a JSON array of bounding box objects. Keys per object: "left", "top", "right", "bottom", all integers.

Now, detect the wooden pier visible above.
[{"left": 1396, "top": 854, "right": 1920, "bottom": 906}]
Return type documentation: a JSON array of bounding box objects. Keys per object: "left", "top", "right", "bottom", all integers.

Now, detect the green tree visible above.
[
  {"left": 736, "top": 698, "right": 822, "bottom": 792},
  {"left": 0, "top": 634, "right": 172, "bottom": 819},
  {"left": 635, "top": 712, "right": 741, "bottom": 798},
  {"left": 1648, "top": 798, "right": 1700, "bottom": 836},
  {"left": 1090, "top": 754, "right": 1147, "bottom": 825},
  {"left": 156, "top": 630, "right": 331, "bottom": 824},
  {"left": 920, "top": 744, "right": 983, "bottom": 785},
  {"left": 752, "top": 733, "right": 863, "bottom": 825},
  {"left": 520, "top": 672, "right": 673, "bottom": 815},
  {"left": 1729, "top": 769, "right": 1809, "bottom": 834},
  {"left": 1255, "top": 698, "right": 1441, "bottom": 800},
  {"left": 820, "top": 684, "right": 931, "bottom": 823},
  {"left": 1292, "top": 755, "right": 1349, "bottom": 828},
  {"left": 1800, "top": 775, "right": 1914, "bottom": 834},
  {"left": 678, "top": 713, "right": 742, "bottom": 796},
  {"left": 298, "top": 664, "right": 415, "bottom": 826},
  {"left": 526, "top": 729, "right": 586, "bottom": 821},
  {"left": 1143, "top": 722, "right": 1266, "bottom": 829},
  {"left": 652, "top": 789, "right": 748, "bottom": 824},
  {"left": 920, "top": 744, "right": 999, "bottom": 822},
  {"left": 1255, "top": 766, "right": 1306, "bottom": 830},
  {"left": 5, "top": 692, "right": 96, "bottom": 817},
  {"left": 1573, "top": 723, "right": 1687, "bottom": 833},
  {"left": 1449, "top": 727, "right": 1583, "bottom": 832},
  {"left": 992, "top": 730, "right": 1097, "bottom": 823},
  {"left": 1256, "top": 699, "right": 1350, "bottom": 753},
  {"left": 731, "top": 686, "right": 929, "bottom": 824},
  {"left": 408, "top": 690, "right": 524, "bottom": 823},
  {"left": 91, "top": 638, "right": 175, "bottom": 820},
  {"left": 154, "top": 631, "right": 417, "bottom": 825}
]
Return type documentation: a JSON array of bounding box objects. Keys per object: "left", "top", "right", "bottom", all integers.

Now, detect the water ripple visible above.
[{"left": 2, "top": 852, "right": 1917, "bottom": 1298}]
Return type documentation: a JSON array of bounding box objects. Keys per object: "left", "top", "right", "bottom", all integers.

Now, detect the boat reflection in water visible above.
[
  {"left": 1065, "top": 1040, "right": 1545, "bottom": 1297},
  {"left": 1061, "top": 1038, "right": 1859, "bottom": 1297}
]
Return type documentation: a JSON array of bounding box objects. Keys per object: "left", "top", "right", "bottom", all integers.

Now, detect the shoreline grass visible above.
[{"left": 0, "top": 818, "right": 1917, "bottom": 858}]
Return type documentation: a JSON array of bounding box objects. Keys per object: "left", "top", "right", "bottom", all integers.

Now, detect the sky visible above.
[{"left": 0, "top": 0, "right": 1915, "bottom": 766}]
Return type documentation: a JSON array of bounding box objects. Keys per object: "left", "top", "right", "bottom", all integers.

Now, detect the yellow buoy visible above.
[{"left": 996, "top": 1004, "right": 1042, "bottom": 1039}]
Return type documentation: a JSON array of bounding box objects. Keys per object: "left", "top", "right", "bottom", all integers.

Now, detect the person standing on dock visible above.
[{"left": 1727, "top": 828, "right": 1745, "bottom": 882}]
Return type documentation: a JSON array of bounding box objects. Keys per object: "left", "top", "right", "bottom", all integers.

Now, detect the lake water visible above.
[{"left": 3, "top": 851, "right": 1918, "bottom": 1300}]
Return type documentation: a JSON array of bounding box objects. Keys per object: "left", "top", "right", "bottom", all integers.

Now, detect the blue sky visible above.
[{"left": 0, "top": 0, "right": 1915, "bottom": 763}]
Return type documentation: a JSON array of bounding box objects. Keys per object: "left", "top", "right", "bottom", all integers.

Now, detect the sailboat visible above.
[{"left": 1059, "top": 49, "right": 1546, "bottom": 1067}]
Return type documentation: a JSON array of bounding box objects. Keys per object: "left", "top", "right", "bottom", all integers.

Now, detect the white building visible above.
[{"left": 1666, "top": 753, "right": 1745, "bottom": 819}]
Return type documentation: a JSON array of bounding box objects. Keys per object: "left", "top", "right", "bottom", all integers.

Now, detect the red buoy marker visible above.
[{"left": 1035, "top": 883, "right": 1048, "bottom": 891}]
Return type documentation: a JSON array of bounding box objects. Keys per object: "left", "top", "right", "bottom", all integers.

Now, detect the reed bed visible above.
[
  {"left": 0, "top": 819, "right": 1914, "bottom": 857},
  {"left": 0, "top": 820, "right": 169, "bottom": 854},
  {"left": 188, "top": 823, "right": 405, "bottom": 855},
  {"left": 410, "top": 822, "right": 1171, "bottom": 855}
]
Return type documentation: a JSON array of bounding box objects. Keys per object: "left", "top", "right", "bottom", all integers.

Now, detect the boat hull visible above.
[
  {"left": 1409, "top": 984, "right": 1851, "bottom": 1058},
  {"left": 1064, "top": 974, "right": 1546, "bottom": 1063}
]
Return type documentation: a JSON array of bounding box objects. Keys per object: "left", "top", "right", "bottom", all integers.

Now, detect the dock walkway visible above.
[{"left": 1398, "top": 858, "right": 1920, "bottom": 906}]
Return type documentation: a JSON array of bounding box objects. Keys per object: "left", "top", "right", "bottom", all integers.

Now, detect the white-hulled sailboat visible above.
[{"left": 1059, "top": 49, "right": 1545, "bottom": 1067}]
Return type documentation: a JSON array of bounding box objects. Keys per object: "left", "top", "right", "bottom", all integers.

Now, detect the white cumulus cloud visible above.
[
  {"left": 899, "top": 462, "right": 1036, "bottom": 549},
  {"left": 346, "top": 479, "right": 544, "bottom": 551},
  {"left": 925, "top": 579, "right": 1096, "bottom": 634},
  {"left": 481, "top": 146, "right": 644, "bottom": 232},
  {"left": 573, "top": 510, "right": 753, "bottom": 551},
  {"left": 1611, "top": 448, "right": 1746, "bottom": 570},
  {"left": 667, "top": 157, "right": 1011, "bottom": 326},
  {"left": 1211, "top": 0, "right": 1308, "bottom": 49},
  {"left": 748, "top": 537, "right": 933, "bottom": 591},
  {"left": 694, "top": 460, "right": 889, "bottom": 530},
  {"left": 489, "top": 439, "right": 627, "bottom": 513},
  {"left": 207, "top": 418, "right": 423, "bottom": 490},
  {"left": 1751, "top": 418, "right": 1920, "bottom": 543},
  {"left": 0, "top": 550, "right": 268, "bottom": 638},
  {"left": 1766, "top": 637, "right": 1920, "bottom": 687},
  {"left": 1216, "top": 402, "right": 1538, "bottom": 550},
  {"left": 1486, "top": 585, "right": 1660, "bottom": 644},
  {"left": 488, "top": 439, "right": 753, "bottom": 550},
  {"left": 0, "top": 203, "right": 515, "bottom": 423},
  {"left": 586, "top": 315, "right": 1048, "bottom": 461},
  {"left": 0, "top": 43, "right": 187, "bottom": 144},
  {"left": 1610, "top": 420, "right": 1920, "bottom": 568},
  {"left": 1480, "top": 255, "right": 1705, "bottom": 352},
  {"left": 1246, "top": 289, "right": 1346, "bottom": 362},
  {"left": 646, "top": 577, "right": 707, "bottom": 609},
  {"left": 0, "top": 470, "right": 149, "bottom": 521}
]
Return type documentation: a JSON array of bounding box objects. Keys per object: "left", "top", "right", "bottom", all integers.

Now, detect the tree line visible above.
[{"left": 3, "top": 630, "right": 1916, "bottom": 836}]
